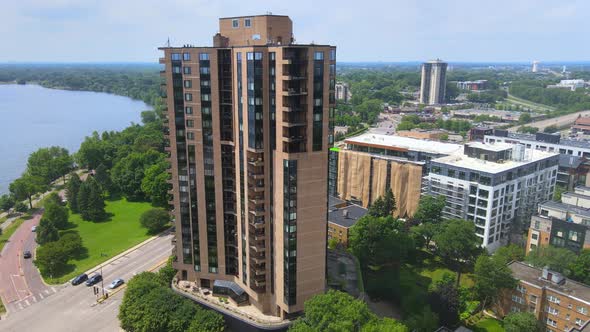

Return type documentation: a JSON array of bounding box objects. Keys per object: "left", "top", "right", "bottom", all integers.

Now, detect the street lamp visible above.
[{"left": 100, "top": 252, "right": 108, "bottom": 297}]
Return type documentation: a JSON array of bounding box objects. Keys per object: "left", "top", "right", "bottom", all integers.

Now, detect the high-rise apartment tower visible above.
[
  {"left": 419, "top": 59, "right": 447, "bottom": 105},
  {"left": 159, "top": 15, "right": 336, "bottom": 319}
]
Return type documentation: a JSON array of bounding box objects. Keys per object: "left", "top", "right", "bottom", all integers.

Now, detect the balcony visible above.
[
  {"left": 247, "top": 171, "right": 265, "bottom": 180},
  {"left": 250, "top": 253, "right": 266, "bottom": 264},
  {"left": 250, "top": 244, "right": 266, "bottom": 253},
  {"left": 282, "top": 74, "right": 306, "bottom": 81},
  {"left": 247, "top": 158, "right": 264, "bottom": 167},
  {"left": 252, "top": 266, "right": 266, "bottom": 276},
  {"left": 249, "top": 229, "right": 265, "bottom": 241},
  {"left": 249, "top": 207, "right": 265, "bottom": 217},
  {"left": 283, "top": 106, "right": 306, "bottom": 113},
  {"left": 283, "top": 88, "right": 308, "bottom": 96},
  {"left": 248, "top": 182, "right": 265, "bottom": 193},
  {"left": 249, "top": 220, "right": 265, "bottom": 229}
]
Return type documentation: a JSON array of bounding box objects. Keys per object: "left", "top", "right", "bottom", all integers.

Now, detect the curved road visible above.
[{"left": 0, "top": 212, "right": 58, "bottom": 313}]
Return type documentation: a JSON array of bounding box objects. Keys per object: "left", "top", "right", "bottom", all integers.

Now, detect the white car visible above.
[
  {"left": 31, "top": 226, "right": 37, "bottom": 232},
  {"left": 108, "top": 278, "right": 124, "bottom": 289}
]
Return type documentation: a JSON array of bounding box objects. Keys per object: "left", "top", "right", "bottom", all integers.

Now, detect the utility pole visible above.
[{"left": 100, "top": 252, "right": 108, "bottom": 297}]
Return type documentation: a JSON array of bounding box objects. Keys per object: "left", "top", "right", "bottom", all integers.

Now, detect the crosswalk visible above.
[{"left": 12, "top": 287, "right": 58, "bottom": 312}]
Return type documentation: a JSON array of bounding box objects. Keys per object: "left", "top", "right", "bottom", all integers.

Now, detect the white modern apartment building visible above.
[
  {"left": 423, "top": 142, "right": 559, "bottom": 251},
  {"left": 484, "top": 131, "right": 590, "bottom": 158}
]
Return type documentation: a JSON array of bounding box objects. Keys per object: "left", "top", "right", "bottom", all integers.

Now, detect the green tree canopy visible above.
[
  {"left": 111, "top": 150, "right": 165, "bottom": 200},
  {"left": 368, "top": 188, "right": 396, "bottom": 217},
  {"left": 43, "top": 201, "right": 69, "bottom": 230},
  {"left": 349, "top": 216, "right": 414, "bottom": 270},
  {"left": 140, "top": 208, "right": 170, "bottom": 234},
  {"left": 568, "top": 249, "right": 590, "bottom": 285},
  {"left": 78, "top": 177, "right": 106, "bottom": 221},
  {"left": 36, "top": 218, "right": 60, "bottom": 245},
  {"left": 141, "top": 160, "right": 170, "bottom": 206},
  {"left": 503, "top": 312, "right": 541, "bottom": 332},
  {"left": 433, "top": 219, "right": 481, "bottom": 285},
  {"left": 473, "top": 255, "right": 517, "bottom": 308},
  {"left": 0, "top": 194, "right": 15, "bottom": 212},
  {"left": 66, "top": 172, "right": 82, "bottom": 213},
  {"left": 26, "top": 146, "right": 73, "bottom": 184},
  {"left": 412, "top": 195, "right": 446, "bottom": 225},
  {"left": 525, "top": 245, "right": 577, "bottom": 275},
  {"left": 9, "top": 175, "right": 46, "bottom": 209},
  {"left": 35, "top": 240, "right": 68, "bottom": 276}
]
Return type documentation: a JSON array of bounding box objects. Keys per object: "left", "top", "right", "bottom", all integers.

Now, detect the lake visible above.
[{"left": 0, "top": 84, "right": 148, "bottom": 194}]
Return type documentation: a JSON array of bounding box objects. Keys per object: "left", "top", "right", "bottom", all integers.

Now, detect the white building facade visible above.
[{"left": 423, "top": 142, "right": 559, "bottom": 251}]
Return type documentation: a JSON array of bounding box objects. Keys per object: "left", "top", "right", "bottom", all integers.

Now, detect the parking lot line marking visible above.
[
  {"left": 24, "top": 299, "right": 29, "bottom": 306},
  {"left": 17, "top": 302, "right": 23, "bottom": 310},
  {"left": 38, "top": 293, "right": 44, "bottom": 299},
  {"left": 31, "top": 295, "right": 37, "bottom": 303},
  {"left": 52, "top": 287, "right": 57, "bottom": 293},
  {"left": 44, "top": 289, "right": 50, "bottom": 295}
]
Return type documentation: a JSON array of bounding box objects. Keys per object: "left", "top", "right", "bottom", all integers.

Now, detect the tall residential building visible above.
[
  {"left": 532, "top": 60, "right": 540, "bottom": 73},
  {"left": 334, "top": 82, "right": 351, "bottom": 103},
  {"left": 159, "top": 14, "right": 336, "bottom": 319},
  {"left": 419, "top": 59, "right": 448, "bottom": 105},
  {"left": 423, "top": 142, "right": 558, "bottom": 251}
]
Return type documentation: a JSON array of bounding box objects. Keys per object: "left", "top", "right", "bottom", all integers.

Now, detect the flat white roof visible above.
[
  {"left": 466, "top": 141, "right": 513, "bottom": 152},
  {"left": 345, "top": 133, "right": 462, "bottom": 155},
  {"left": 433, "top": 148, "right": 558, "bottom": 174}
]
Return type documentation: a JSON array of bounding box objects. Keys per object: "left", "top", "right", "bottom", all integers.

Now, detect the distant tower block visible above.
[
  {"left": 419, "top": 59, "right": 448, "bottom": 105},
  {"left": 532, "top": 60, "right": 540, "bottom": 73}
]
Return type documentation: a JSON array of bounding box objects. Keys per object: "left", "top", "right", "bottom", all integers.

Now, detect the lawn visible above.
[
  {"left": 471, "top": 318, "right": 505, "bottom": 332},
  {"left": 45, "top": 198, "right": 154, "bottom": 284},
  {"left": 414, "top": 249, "right": 474, "bottom": 288}
]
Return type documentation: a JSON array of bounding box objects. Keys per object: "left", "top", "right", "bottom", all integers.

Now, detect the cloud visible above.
[{"left": 0, "top": 0, "right": 588, "bottom": 62}]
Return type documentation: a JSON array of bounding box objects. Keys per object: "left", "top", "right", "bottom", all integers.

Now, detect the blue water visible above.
[{"left": 0, "top": 84, "right": 148, "bottom": 194}]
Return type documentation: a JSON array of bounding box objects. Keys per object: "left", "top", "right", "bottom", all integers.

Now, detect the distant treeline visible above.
[
  {"left": 0, "top": 64, "right": 162, "bottom": 105},
  {"left": 510, "top": 80, "right": 590, "bottom": 115}
]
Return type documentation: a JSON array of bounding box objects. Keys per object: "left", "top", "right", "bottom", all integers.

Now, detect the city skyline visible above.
[{"left": 1, "top": 0, "right": 589, "bottom": 63}]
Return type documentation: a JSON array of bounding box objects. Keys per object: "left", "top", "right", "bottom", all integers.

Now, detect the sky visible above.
[{"left": 1, "top": 0, "right": 589, "bottom": 63}]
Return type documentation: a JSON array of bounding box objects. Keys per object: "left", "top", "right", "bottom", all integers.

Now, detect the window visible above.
[
  {"left": 577, "top": 306, "right": 588, "bottom": 315},
  {"left": 547, "top": 295, "right": 560, "bottom": 304},
  {"left": 512, "top": 295, "right": 524, "bottom": 304},
  {"left": 184, "top": 80, "right": 192, "bottom": 88},
  {"left": 184, "top": 93, "right": 192, "bottom": 101},
  {"left": 199, "top": 53, "right": 209, "bottom": 61},
  {"left": 330, "top": 49, "right": 336, "bottom": 61},
  {"left": 171, "top": 53, "right": 181, "bottom": 61},
  {"left": 183, "top": 66, "right": 191, "bottom": 74},
  {"left": 529, "top": 295, "right": 537, "bottom": 304},
  {"left": 200, "top": 67, "right": 210, "bottom": 74},
  {"left": 201, "top": 80, "right": 210, "bottom": 87},
  {"left": 576, "top": 318, "right": 586, "bottom": 327},
  {"left": 172, "top": 66, "right": 181, "bottom": 74},
  {"left": 254, "top": 52, "right": 263, "bottom": 60},
  {"left": 232, "top": 19, "right": 238, "bottom": 28},
  {"left": 185, "top": 106, "right": 193, "bottom": 114},
  {"left": 546, "top": 318, "right": 557, "bottom": 327},
  {"left": 516, "top": 285, "right": 526, "bottom": 293},
  {"left": 201, "top": 94, "right": 211, "bottom": 101},
  {"left": 187, "top": 132, "right": 194, "bottom": 140},
  {"left": 314, "top": 51, "right": 324, "bottom": 60},
  {"left": 182, "top": 53, "right": 190, "bottom": 61},
  {"left": 186, "top": 120, "right": 194, "bottom": 128},
  {"left": 244, "top": 18, "right": 251, "bottom": 27},
  {"left": 546, "top": 306, "right": 559, "bottom": 316}
]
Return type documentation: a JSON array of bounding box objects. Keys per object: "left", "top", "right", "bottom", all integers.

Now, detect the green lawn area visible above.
[
  {"left": 45, "top": 198, "right": 154, "bottom": 284},
  {"left": 471, "top": 318, "right": 505, "bottom": 332},
  {"left": 414, "top": 250, "right": 474, "bottom": 288},
  {"left": 0, "top": 217, "right": 27, "bottom": 252}
]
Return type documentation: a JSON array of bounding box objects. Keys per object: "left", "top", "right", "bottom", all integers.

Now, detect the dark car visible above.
[
  {"left": 85, "top": 274, "right": 102, "bottom": 287},
  {"left": 71, "top": 273, "right": 88, "bottom": 286},
  {"left": 23, "top": 251, "right": 32, "bottom": 259}
]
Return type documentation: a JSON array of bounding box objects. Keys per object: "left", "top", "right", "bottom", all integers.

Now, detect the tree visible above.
[
  {"left": 35, "top": 241, "right": 68, "bottom": 277},
  {"left": 76, "top": 132, "right": 117, "bottom": 169},
  {"left": 58, "top": 232, "right": 84, "bottom": 257},
  {"left": 411, "top": 222, "right": 439, "bottom": 249},
  {"left": 544, "top": 125, "right": 559, "bottom": 133},
  {"left": 66, "top": 172, "right": 82, "bottom": 213},
  {"left": 553, "top": 185, "right": 566, "bottom": 202},
  {"left": 119, "top": 272, "right": 225, "bottom": 332},
  {"left": 0, "top": 194, "right": 15, "bottom": 212},
  {"left": 14, "top": 201, "right": 28, "bottom": 212},
  {"left": 525, "top": 246, "right": 577, "bottom": 275},
  {"left": 158, "top": 256, "right": 177, "bottom": 286},
  {"left": 433, "top": 219, "right": 481, "bottom": 286},
  {"left": 26, "top": 146, "right": 73, "bottom": 184},
  {"left": 517, "top": 126, "right": 539, "bottom": 134},
  {"left": 368, "top": 188, "right": 396, "bottom": 217},
  {"left": 518, "top": 113, "right": 532, "bottom": 124},
  {"left": 289, "top": 290, "right": 407, "bottom": 331},
  {"left": 140, "top": 208, "right": 170, "bottom": 234},
  {"left": 186, "top": 310, "right": 225, "bottom": 332},
  {"left": 36, "top": 219, "right": 60, "bottom": 245},
  {"left": 94, "top": 164, "right": 112, "bottom": 192},
  {"left": 472, "top": 255, "right": 517, "bottom": 309},
  {"left": 111, "top": 150, "right": 165, "bottom": 200},
  {"left": 9, "top": 175, "right": 46, "bottom": 209},
  {"left": 568, "top": 249, "right": 590, "bottom": 285},
  {"left": 412, "top": 195, "right": 446, "bottom": 225},
  {"left": 503, "top": 312, "right": 541, "bottom": 332},
  {"left": 141, "top": 161, "right": 170, "bottom": 206},
  {"left": 494, "top": 244, "right": 525, "bottom": 265},
  {"left": 43, "top": 201, "right": 69, "bottom": 229},
  {"left": 78, "top": 177, "right": 106, "bottom": 221},
  {"left": 349, "top": 216, "right": 414, "bottom": 270},
  {"left": 404, "top": 307, "right": 439, "bottom": 332},
  {"left": 428, "top": 273, "right": 461, "bottom": 326}
]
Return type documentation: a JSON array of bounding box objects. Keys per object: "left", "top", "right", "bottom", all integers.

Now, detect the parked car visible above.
[
  {"left": 108, "top": 278, "right": 124, "bottom": 289},
  {"left": 23, "top": 251, "right": 32, "bottom": 259},
  {"left": 85, "top": 274, "right": 102, "bottom": 286},
  {"left": 31, "top": 226, "right": 37, "bottom": 232},
  {"left": 71, "top": 273, "right": 88, "bottom": 286}
]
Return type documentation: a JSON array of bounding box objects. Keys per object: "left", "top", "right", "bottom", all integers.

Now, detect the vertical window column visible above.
[
  {"left": 312, "top": 51, "right": 324, "bottom": 151},
  {"left": 283, "top": 160, "right": 297, "bottom": 305}
]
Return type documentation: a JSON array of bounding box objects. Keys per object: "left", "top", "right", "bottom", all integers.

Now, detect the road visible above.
[
  {"left": 0, "top": 212, "right": 49, "bottom": 312},
  {"left": 0, "top": 233, "right": 173, "bottom": 332},
  {"left": 368, "top": 113, "right": 401, "bottom": 135},
  {"left": 508, "top": 110, "right": 590, "bottom": 132}
]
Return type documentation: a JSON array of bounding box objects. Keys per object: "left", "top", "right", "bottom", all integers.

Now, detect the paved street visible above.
[{"left": 0, "top": 233, "right": 173, "bottom": 332}]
